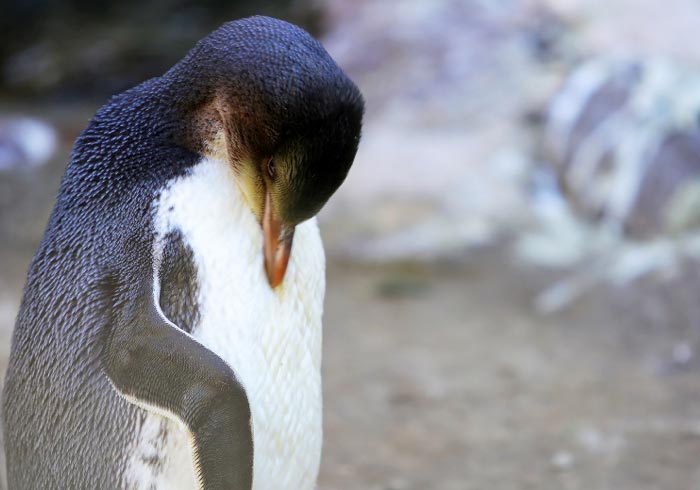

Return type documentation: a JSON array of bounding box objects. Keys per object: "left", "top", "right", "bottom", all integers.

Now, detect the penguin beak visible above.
[{"left": 263, "top": 190, "right": 295, "bottom": 288}]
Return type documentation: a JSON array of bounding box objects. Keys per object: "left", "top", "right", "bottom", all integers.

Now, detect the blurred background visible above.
[{"left": 2, "top": 0, "right": 700, "bottom": 488}]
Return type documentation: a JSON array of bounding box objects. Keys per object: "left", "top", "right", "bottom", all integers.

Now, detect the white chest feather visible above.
[{"left": 126, "top": 157, "right": 326, "bottom": 490}]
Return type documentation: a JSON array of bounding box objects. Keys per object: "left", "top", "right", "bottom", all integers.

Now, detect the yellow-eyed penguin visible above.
[{"left": 2, "top": 15, "right": 363, "bottom": 490}]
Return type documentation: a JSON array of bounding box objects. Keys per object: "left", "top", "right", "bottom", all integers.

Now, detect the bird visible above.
[{"left": 2, "top": 15, "right": 363, "bottom": 490}]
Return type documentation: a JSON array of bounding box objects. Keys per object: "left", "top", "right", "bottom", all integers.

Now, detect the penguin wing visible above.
[{"left": 102, "top": 279, "right": 253, "bottom": 489}]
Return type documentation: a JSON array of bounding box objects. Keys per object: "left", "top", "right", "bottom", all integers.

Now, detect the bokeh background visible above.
[{"left": 2, "top": 0, "right": 700, "bottom": 488}]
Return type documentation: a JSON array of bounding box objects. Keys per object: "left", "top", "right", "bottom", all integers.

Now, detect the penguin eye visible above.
[{"left": 266, "top": 158, "right": 276, "bottom": 180}]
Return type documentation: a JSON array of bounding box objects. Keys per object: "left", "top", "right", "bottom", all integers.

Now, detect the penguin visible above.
[{"left": 2, "top": 16, "right": 363, "bottom": 490}]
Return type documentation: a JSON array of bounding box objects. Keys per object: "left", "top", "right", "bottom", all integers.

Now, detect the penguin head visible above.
[{"left": 170, "top": 16, "right": 364, "bottom": 287}]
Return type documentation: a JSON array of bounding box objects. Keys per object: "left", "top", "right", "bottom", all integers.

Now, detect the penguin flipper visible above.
[{"left": 102, "top": 284, "right": 253, "bottom": 490}]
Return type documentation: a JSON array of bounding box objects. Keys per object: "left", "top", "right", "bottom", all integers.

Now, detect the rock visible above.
[
  {"left": 543, "top": 58, "right": 700, "bottom": 238},
  {"left": 550, "top": 450, "right": 575, "bottom": 471},
  {"left": 0, "top": 117, "right": 57, "bottom": 171},
  {"left": 320, "top": 0, "right": 563, "bottom": 262},
  {"left": 0, "top": 0, "right": 322, "bottom": 97}
]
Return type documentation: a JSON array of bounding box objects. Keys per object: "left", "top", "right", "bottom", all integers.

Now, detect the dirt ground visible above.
[
  {"left": 2, "top": 107, "right": 700, "bottom": 489},
  {"left": 320, "top": 260, "right": 700, "bottom": 490}
]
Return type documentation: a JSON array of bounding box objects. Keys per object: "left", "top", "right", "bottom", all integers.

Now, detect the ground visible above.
[
  {"left": 320, "top": 260, "right": 700, "bottom": 489},
  {"left": 1, "top": 117, "right": 699, "bottom": 488}
]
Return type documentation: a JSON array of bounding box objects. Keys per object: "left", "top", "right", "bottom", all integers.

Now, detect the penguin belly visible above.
[{"left": 125, "top": 156, "right": 326, "bottom": 490}]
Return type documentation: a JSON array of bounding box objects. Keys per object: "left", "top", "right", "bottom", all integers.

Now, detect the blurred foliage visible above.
[{"left": 0, "top": 0, "right": 322, "bottom": 99}]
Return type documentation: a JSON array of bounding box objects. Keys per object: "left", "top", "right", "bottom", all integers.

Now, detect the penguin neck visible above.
[
  {"left": 150, "top": 75, "right": 224, "bottom": 157},
  {"left": 158, "top": 51, "right": 278, "bottom": 164}
]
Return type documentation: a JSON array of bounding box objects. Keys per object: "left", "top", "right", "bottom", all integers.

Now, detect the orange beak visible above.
[{"left": 263, "top": 190, "right": 295, "bottom": 288}]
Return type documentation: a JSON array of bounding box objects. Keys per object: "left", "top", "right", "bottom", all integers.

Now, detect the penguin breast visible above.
[{"left": 131, "top": 155, "right": 326, "bottom": 490}]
